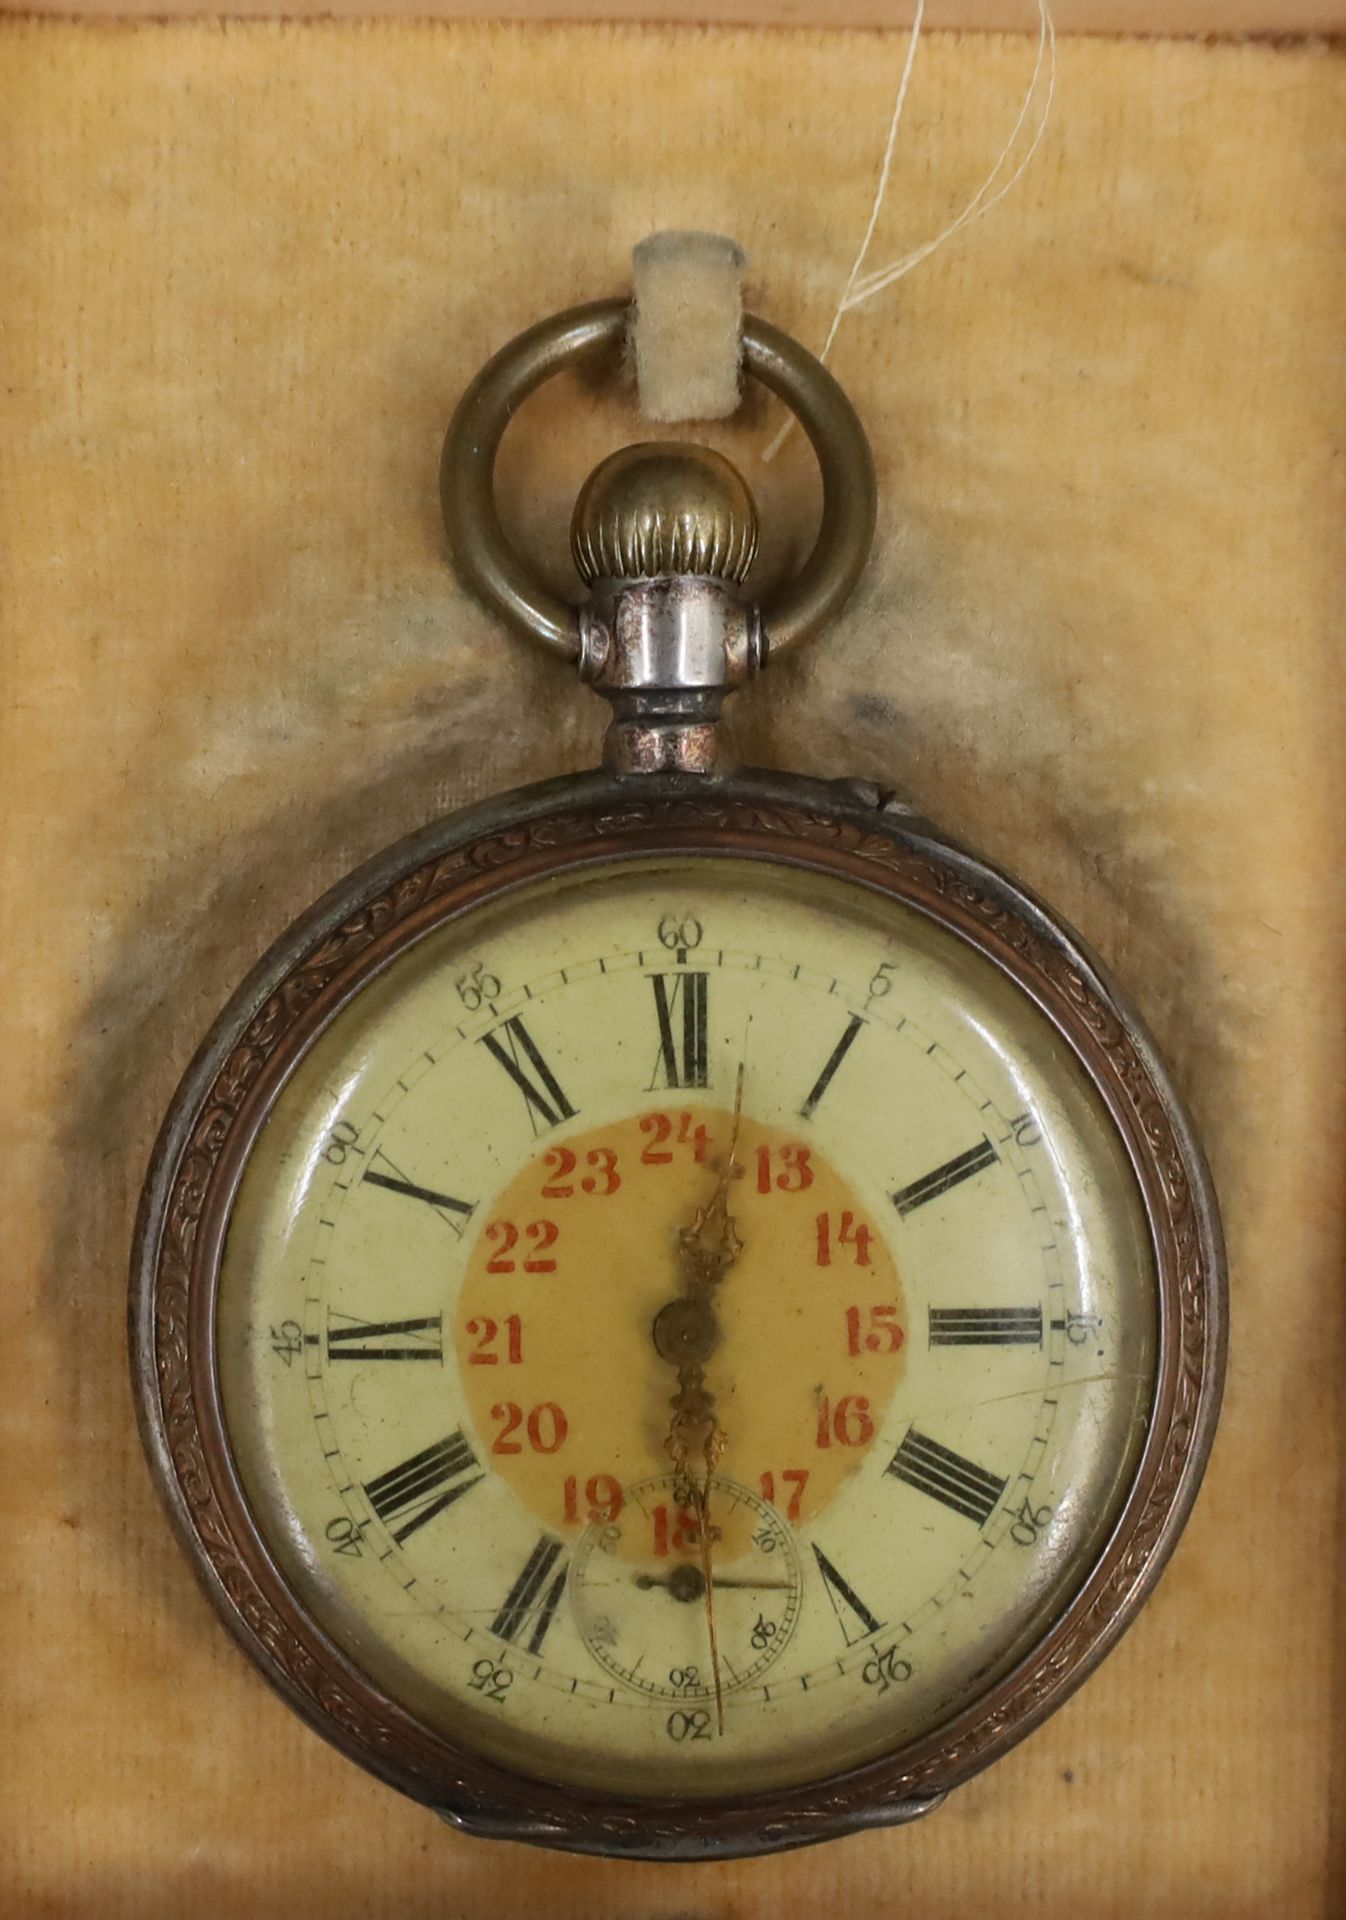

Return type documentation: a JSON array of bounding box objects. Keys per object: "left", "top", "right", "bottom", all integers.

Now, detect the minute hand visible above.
[
  {"left": 656, "top": 1063, "right": 746, "bottom": 1478},
  {"left": 653, "top": 1067, "right": 747, "bottom": 1736}
]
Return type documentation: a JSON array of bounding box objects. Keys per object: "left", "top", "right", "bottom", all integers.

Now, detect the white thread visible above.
[
  {"left": 763, "top": 0, "right": 1056, "bottom": 462},
  {"left": 815, "top": 0, "right": 928, "bottom": 375},
  {"left": 847, "top": 4, "right": 1056, "bottom": 308}
]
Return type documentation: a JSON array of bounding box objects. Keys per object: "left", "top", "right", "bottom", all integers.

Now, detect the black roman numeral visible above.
[
  {"left": 811, "top": 1543, "right": 884, "bottom": 1645},
  {"left": 799, "top": 1013, "right": 864, "bottom": 1119},
  {"left": 480, "top": 1017, "right": 577, "bottom": 1134},
  {"left": 892, "top": 1138, "right": 998, "bottom": 1216},
  {"left": 363, "top": 1151, "right": 475, "bottom": 1234},
  {"left": 648, "top": 972, "right": 709, "bottom": 1090},
  {"left": 491, "top": 1535, "right": 568, "bottom": 1653},
  {"left": 363, "top": 1432, "right": 482, "bottom": 1544},
  {"left": 327, "top": 1312, "right": 444, "bottom": 1363},
  {"left": 887, "top": 1428, "right": 1007, "bottom": 1527},
  {"left": 928, "top": 1306, "right": 1043, "bottom": 1347}
]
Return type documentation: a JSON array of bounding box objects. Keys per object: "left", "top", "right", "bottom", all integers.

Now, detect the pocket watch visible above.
[{"left": 131, "top": 297, "right": 1225, "bottom": 1860}]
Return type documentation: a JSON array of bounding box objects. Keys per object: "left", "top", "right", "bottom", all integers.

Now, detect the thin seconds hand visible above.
[{"left": 697, "top": 1062, "right": 746, "bottom": 1735}]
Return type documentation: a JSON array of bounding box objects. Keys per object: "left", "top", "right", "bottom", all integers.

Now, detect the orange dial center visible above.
[{"left": 455, "top": 1107, "right": 908, "bottom": 1557}]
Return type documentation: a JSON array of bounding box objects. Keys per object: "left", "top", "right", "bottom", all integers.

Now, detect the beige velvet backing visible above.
[{"left": 1, "top": 19, "right": 1343, "bottom": 1917}]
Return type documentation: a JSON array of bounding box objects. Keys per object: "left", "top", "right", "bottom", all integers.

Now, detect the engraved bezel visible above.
[{"left": 129, "top": 765, "right": 1225, "bottom": 1862}]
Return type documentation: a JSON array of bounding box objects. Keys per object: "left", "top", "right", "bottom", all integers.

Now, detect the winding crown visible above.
[{"left": 571, "top": 442, "right": 759, "bottom": 586}]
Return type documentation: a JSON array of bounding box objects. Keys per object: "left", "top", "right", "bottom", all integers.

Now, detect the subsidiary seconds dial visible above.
[{"left": 570, "top": 1474, "right": 803, "bottom": 1708}]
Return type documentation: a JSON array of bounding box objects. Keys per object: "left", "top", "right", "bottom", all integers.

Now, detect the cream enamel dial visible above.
[{"left": 215, "top": 851, "right": 1158, "bottom": 1800}]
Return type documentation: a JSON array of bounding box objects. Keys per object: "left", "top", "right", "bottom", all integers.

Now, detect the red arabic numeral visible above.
[
  {"left": 522, "top": 1219, "right": 559, "bottom": 1272},
  {"left": 467, "top": 1315, "right": 498, "bottom": 1364},
  {"left": 582, "top": 1147, "right": 621, "bottom": 1195},
  {"left": 640, "top": 1112, "right": 673, "bottom": 1164},
  {"left": 641, "top": 1112, "right": 710, "bottom": 1166},
  {"left": 493, "top": 1401, "right": 568, "bottom": 1455},
  {"left": 485, "top": 1221, "right": 518, "bottom": 1273},
  {"left": 758, "top": 1144, "right": 814, "bottom": 1193},
  {"left": 676, "top": 1113, "right": 710, "bottom": 1162},
  {"left": 651, "top": 1503, "right": 705, "bottom": 1557},
  {"left": 540, "top": 1146, "right": 576, "bottom": 1199},
  {"left": 817, "top": 1211, "right": 873, "bottom": 1266},
  {"left": 815, "top": 1394, "right": 875, "bottom": 1448},
  {"left": 839, "top": 1211, "right": 872, "bottom": 1264},
  {"left": 526, "top": 1402, "right": 567, "bottom": 1453},
  {"left": 563, "top": 1473, "right": 624, "bottom": 1524},
  {"left": 469, "top": 1314, "right": 525, "bottom": 1364},
  {"left": 759, "top": 1469, "right": 809, "bottom": 1521},
  {"left": 846, "top": 1304, "right": 904, "bottom": 1356},
  {"left": 486, "top": 1220, "right": 558, "bottom": 1273}
]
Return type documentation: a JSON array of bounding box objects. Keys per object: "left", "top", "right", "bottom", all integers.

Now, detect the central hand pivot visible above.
[{"left": 651, "top": 1295, "right": 722, "bottom": 1367}]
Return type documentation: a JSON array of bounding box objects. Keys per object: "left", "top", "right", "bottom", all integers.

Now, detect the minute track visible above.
[{"left": 274, "top": 878, "right": 1111, "bottom": 1786}]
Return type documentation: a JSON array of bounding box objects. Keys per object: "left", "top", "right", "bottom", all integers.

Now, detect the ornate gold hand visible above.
[{"left": 650, "top": 1067, "right": 746, "bottom": 1734}]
